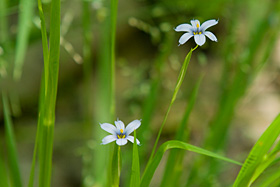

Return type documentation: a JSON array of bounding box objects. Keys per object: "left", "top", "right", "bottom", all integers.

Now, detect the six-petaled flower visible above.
[
  {"left": 100, "top": 119, "right": 141, "bottom": 146},
  {"left": 175, "top": 19, "right": 218, "bottom": 46}
]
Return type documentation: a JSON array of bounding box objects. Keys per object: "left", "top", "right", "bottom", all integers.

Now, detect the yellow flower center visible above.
[
  {"left": 193, "top": 31, "right": 202, "bottom": 35},
  {"left": 117, "top": 129, "right": 126, "bottom": 139},
  {"left": 196, "top": 23, "right": 199, "bottom": 28}
]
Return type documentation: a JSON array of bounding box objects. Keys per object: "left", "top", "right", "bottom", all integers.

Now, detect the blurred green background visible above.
[{"left": 1, "top": 0, "right": 280, "bottom": 186}]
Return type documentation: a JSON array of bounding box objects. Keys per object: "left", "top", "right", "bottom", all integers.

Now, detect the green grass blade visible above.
[
  {"left": 160, "top": 74, "right": 204, "bottom": 187},
  {"left": 110, "top": 145, "right": 121, "bottom": 187},
  {"left": 139, "top": 32, "right": 174, "bottom": 145},
  {"left": 249, "top": 140, "right": 280, "bottom": 185},
  {"left": 147, "top": 45, "right": 197, "bottom": 165},
  {"left": 13, "top": 0, "right": 35, "bottom": 80},
  {"left": 253, "top": 160, "right": 280, "bottom": 187},
  {"left": 37, "top": 0, "right": 50, "bottom": 94},
  {"left": 233, "top": 114, "right": 280, "bottom": 187},
  {"left": 130, "top": 131, "right": 140, "bottom": 187},
  {"left": 2, "top": 92, "right": 22, "bottom": 187},
  {"left": 37, "top": 0, "right": 61, "bottom": 186},
  {"left": 141, "top": 140, "right": 242, "bottom": 187},
  {"left": 28, "top": 74, "right": 45, "bottom": 187}
]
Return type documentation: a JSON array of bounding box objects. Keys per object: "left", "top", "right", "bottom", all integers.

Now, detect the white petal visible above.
[
  {"left": 174, "top": 23, "right": 192, "bottom": 32},
  {"left": 204, "top": 31, "right": 218, "bottom": 42},
  {"left": 101, "top": 135, "right": 117, "bottom": 145},
  {"left": 178, "top": 33, "right": 193, "bottom": 45},
  {"left": 127, "top": 136, "right": 140, "bottom": 145},
  {"left": 115, "top": 120, "right": 125, "bottom": 131},
  {"left": 200, "top": 19, "right": 218, "bottom": 31},
  {"left": 116, "top": 138, "right": 128, "bottom": 146},
  {"left": 125, "top": 120, "right": 141, "bottom": 135},
  {"left": 194, "top": 34, "right": 206, "bottom": 46},
  {"left": 100, "top": 123, "right": 117, "bottom": 134},
  {"left": 190, "top": 19, "right": 200, "bottom": 29}
]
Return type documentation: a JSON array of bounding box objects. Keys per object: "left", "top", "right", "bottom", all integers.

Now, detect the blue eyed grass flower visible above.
[
  {"left": 100, "top": 119, "right": 141, "bottom": 146},
  {"left": 175, "top": 19, "right": 218, "bottom": 46}
]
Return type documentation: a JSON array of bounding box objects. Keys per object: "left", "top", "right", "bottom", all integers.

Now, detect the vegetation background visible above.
[{"left": 0, "top": 0, "right": 280, "bottom": 186}]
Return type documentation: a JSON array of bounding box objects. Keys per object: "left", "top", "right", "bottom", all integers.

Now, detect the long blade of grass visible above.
[
  {"left": 2, "top": 92, "right": 22, "bottom": 187},
  {"left": 249, "top": 140, "right": 280, "bottom": 185},
  {"left": 233, "top": 114, "right": 280, "bottom": 187},
  {"left": 107, "top": 0, "right": 118, "bottom": 186},
  {"left": 160, "top": 74, "right": 204, "bottom": 187},
  {"left": 130, "top": 131, "right": 140, "bottom": 187},
  {"left": 28, "top": 74, "right": 45, "bottom": 187},
  {"left": 13, "top": 0, "right": 35, "bottom": 80},
  {"left": 37, "top": 0, "right": 50, "bottom": 94},
  {"left": 109, "top": 145, "right": 121, "bottom": 187},
  {"left": 141, "top": 140, "right": 242, "bottom": 187},
  {"left": 36, "top": 0, "right": 61, "bottom": 186},
  {"left": 256, "top": 168, "right": 280, "bottom": 187},
  {"left": 147, "top": 45, "right": 198, "bottom": 165}
]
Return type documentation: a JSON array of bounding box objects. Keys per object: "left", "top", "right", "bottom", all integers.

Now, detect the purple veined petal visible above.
[
  {"left": 204, "top": 31, "right": 218, "bottom": 42},
  {"left": 127, "top": 136, "right": 140, "bottom": 145},
  {"left": 174, "top": 23, "right": 193, "bottom": 32},
  {"left": 101, "top": 135, "right": 117, "bottom": 145},
  {"left": 194, "top": 34, "right": 206, "bottom": 46},
  {"left": 200, "top": 19, "right": 218, "bottom": 31},
  {"left": 100, "top": 123, "right": 117, "bottom": 134},
  {"left": 116, "top": 138, "right": 128, "bottom": 146},
  {"left": 115, "top": 120, "right": 125, "bottom": 131},
  {"left": 190, "top": 19, "right": 200, "bottom": 29},
  {"left": 125, "top": 120, "right": 141, "bottom": 135},
  {"left": 178, "top": 33, "right": 193, "bottom": 46}
]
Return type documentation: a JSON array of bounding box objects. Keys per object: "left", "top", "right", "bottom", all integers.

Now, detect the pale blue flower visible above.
[
  {"left": 100, "top": 119, "right": 141, "bottom": 146},
  {"left": 175, "top": 19, "right": 218, "bottom": 46}
]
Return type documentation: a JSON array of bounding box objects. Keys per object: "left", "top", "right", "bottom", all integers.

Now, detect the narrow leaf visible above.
[
  {"left": 141, "top": 140, "right": 242, "bottom": 187},
  {"left": 233, "top": 114, "right": 280, "bottom": 186},
  {"left": 130, "top": 131, "right": 140, "bottom": 187},
  {"left": 161, "top": 75, "right": 203, "bottom": 187},
  {"left": 148, "top": 46, "right": 197, "bottom": 166}
]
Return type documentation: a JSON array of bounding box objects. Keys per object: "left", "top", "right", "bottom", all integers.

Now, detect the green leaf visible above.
[
  {"left": 160, "top": 75, "right": 203, "bottom": 187},
  {"left": 130, "top": 131, "right": 140, "bottom": 187},
  {"left": 35, "top": 0, "right": 61, "bottom": 186},
  {"left": 141, "top": 140, "right": 242, "bottom": 187},
  {"left": 110, "top": 145, "right": 121, "bottom": 187},
  {"left": 233, "top": 114, "right": 280, "bottom": 187},
  {"left": 147, "top": 46, "right": 197, "bottom": 166}
]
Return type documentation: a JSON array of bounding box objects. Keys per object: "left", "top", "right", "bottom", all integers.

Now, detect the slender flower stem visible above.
[{"left": 147, "top": 45, "right": 198, "bottom": 165}]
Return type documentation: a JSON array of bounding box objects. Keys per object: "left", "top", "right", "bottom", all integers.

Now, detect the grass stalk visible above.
[
  {"left": 31, "top": 0, "right": 61, "bottom": 186},
  {"left": 147, "top": 45, "right": 197, "bottom": 165}
]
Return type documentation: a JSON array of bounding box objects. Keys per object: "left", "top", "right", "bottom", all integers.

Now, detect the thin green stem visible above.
[{"left": 147, "top": 45, "right": 198, "bottom": 165}]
